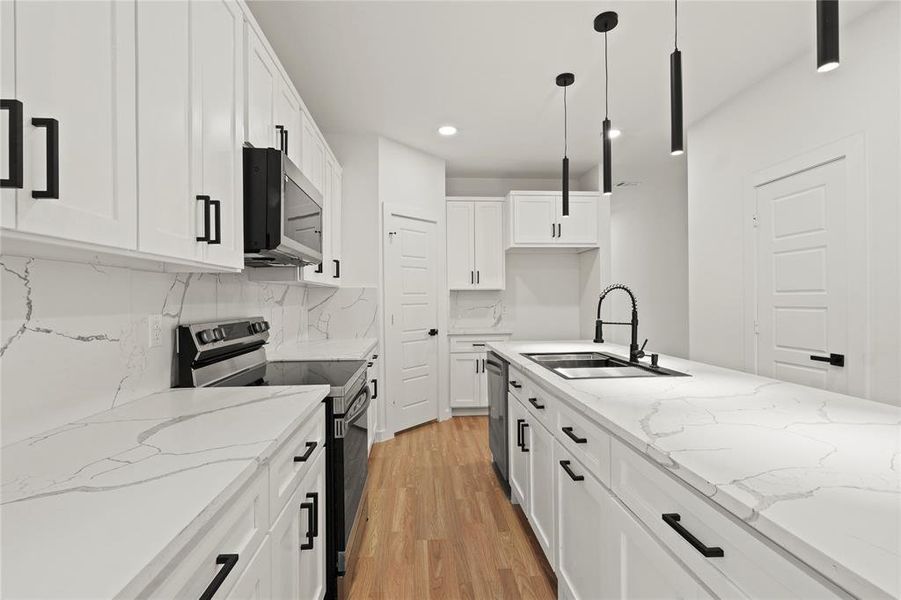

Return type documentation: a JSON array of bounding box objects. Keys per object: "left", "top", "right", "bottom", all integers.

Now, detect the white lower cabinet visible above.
[
  {"left": 526, "top": 414, "right": 556, "bottom": 569},
  {"left": 450, "top": 352, "right": 483, "bottom": 408},
  {"left": 226, "top": 536, "right": 272, "bottom": 600},
  {"left": 509, "top": 398, "right": 531, "bottom": 510}
]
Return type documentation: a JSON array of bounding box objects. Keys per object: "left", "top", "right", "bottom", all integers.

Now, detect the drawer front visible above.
[
  {"left": 449, "top": 334, "right": 510, "bottom": 353},
  {"left": 269, "top": 404, "right": 325, "bottom": 519},
  {"left": 555, "top": 399, "right": 611, "bottom": 487},
  {"left": 145, "top": 470, "right": 269, "bottom": 599},
  {"left": 611, "top": 440, "right": 842, "bottom": 599},
  {"left": 508, "top": 364, "right": 525, "bottom": 400},
  {"left": 521, "top": 376, "right": 557, "bottom": 432}
]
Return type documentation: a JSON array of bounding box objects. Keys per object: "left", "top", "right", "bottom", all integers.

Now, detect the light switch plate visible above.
[{"left": 148, "top": 314, "right": 163, "bottom": 348}]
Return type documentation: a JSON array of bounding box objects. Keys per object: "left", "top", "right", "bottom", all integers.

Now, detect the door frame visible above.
[
  {"left": 742, "top": 133, "right": 868, "bottom": 397},
  {"left": 380, "top": 203, "right": 449, "bottom": 439}
]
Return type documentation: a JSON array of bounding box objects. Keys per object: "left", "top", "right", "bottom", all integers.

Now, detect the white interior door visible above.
[
  {"left": 385, "top": 211, "right": 439, "bottom": 433},
  {"left": 473, "top": 202, "right": 505, "bottom": 288},
  {"left": 446, "top": 201, "right": 474, "bottom": 289},
  {"left": 756, "top": 159, "right": 849, "bottom": 393}
]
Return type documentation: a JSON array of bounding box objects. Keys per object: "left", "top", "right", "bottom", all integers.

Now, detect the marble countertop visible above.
[
  {"left": 0, "top": 385, "right": 330, "bottom": 599},
  {"left": 269, "top": 337, "right": 378, "bottom": 361},
  {"left": 488, "top": 340, "right": 901, "bottom": 599}
]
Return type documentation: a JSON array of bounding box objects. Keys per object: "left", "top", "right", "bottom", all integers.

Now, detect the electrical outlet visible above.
[{"left": 148, "top": 314, "right": 163, "bottom": 348}]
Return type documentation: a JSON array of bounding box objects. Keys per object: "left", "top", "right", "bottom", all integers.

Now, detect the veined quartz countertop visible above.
[
  {"left": 488, "top": 340, "right": 901, "bottom": 599},
  {"left": 269, "top": 337, "right": 378, "bottom": 361},
  {"left": 0, "top": 385, "right": 329, "bottom": 599}
]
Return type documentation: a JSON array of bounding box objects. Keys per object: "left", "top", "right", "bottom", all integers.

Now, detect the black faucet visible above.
[{"left": 593, "top": 283, "right": 646, "bottom": 363}]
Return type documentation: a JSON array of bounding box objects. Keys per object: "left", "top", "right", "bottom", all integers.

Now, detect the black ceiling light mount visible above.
[
  {"left": 556, "top": 72, "right": 575, "bottom": 216},
  {"left": 594, "top": 11, "right": 618, "bottom": 196},
  {"left": 670, "top": 0, "right": 684, "bottom": 156},
  {"left": 817, "top": 0, "right": 839, "bottom": 72}
]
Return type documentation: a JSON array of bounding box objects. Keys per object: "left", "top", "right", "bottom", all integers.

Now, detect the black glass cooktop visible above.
[{"left": 257, "top": 360, "right": 366, "bottom": 396}]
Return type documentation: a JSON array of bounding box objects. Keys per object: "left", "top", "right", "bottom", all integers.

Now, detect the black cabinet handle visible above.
[
  {"left": 333, "top": 259, "right": 340, "bottom": 278},
  {"left": 557, "top": 223, "right": 562, "bottom": 238},
  {"left": 810, "top": 353, "right": 844, "bottom": 367},
  {"left": 470, "top": 270, "right": 474, "bottom": 284},
  {"left": 662, "top": 513, "right": 724, "bottom": 558},
  {"left": 482, "top": 358, "right": 486, "bottom": 372},
  {"left": 428, "top": 328, "right": 438, "bottom": 336},
  {"left": 475, "top": 358, "right": 479, "bottom": 374},
  {"left": 1, "top": 99, "right": 23, "bottom": 189},
  {"left": 283, "top": 128, "right": 289, "bottom": 155},
  {"left": 476, "top": 270, "right": 480, "bottom": 284},
  {"left": 551, "top": 223, "right": 556, "bottom": 238},
  {"left": 275, "top": 124, "right": 285, "bottom": 153},
  {"left": 562, "top": 426, "right": 587, "bottom": 444},
  {"left": 559, "top": 460, "right": 584, "bottom": 482},
  {"left": 315, "top": 262, "right": 323, "bottom": 274},
  {"left": 371, "top": 378, "right": 378, "bottom": 399},
  {"left": 208, "top": 199, "right": 222, "bottom": 245},
  {"left": 516, "top": 418, "right": 524, "bottom": 449},
  {"left": 196, "top": 195, "right": 211, "bottom": 242},
  {"left": 372, "top": 354, "right": 379, "bottom": 360},
  {"left": 300, "top": 498, "right": 315, "bottom": 550},
  {"left": 510, "top": 381, "right": 522, "bottom": 389},
  {"left": 31, "top": 118, "right": 59, "bottom": 199},
  {"left": 472, "top": 343, "right": 486, "bottom": 347},
  {"left": 307, "top": 491, "right": 319, "bottom": 537},
  {"left": 293, "top": 441, "right": 317, "bottom": 463},
  {"left": 199, "top": 553, "right": 240, "bottom": 600},
  {"left": 520, "top": 421, "right": 530, "bottom": 452},
  {"left": 528, "top": 397, "right": 545, "bottom": 410}
]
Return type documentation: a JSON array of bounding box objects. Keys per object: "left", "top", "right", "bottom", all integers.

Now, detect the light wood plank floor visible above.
[{"left": 345, "top": 416, "right": 556, "bottom": 600}]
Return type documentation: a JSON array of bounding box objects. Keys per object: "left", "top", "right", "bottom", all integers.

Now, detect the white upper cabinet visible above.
[
  {"left": 506, "top": 191, "right": 600, "bottom": 249},
  {"left": 3, "top": 0, "right": 138, "bottom": 249},
  {"left": 274, "top": 78, "right": 302, "bottom": 163},
  {"left": 329, "top": 160, "right": 343, "bottom": 284},
  {"left": 446, "top": 198, "right": 505, "bottom": 290},
  {"left": 300, "top": 111, "right": 325, "bottom": 193},
  {"left": 245, "top": 24, "right": 278, "bottom": 151}
]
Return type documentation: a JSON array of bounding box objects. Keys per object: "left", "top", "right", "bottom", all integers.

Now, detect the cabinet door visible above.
[
  {"left": 135, "top": 1, "right": 202, "bottom": 262},
  {"left": 446, "top": 201, "right": 475, "bottom": 289},
  {"left": 194, "top": 0, "right": 243, "bottom": 269},
  {"left": 557, "top": 195, "right": 599, "bottom": 245},
  {"left": 298, "top": 449, "right": 327, "bottom": 600},
  {"left": 509, "top": 400, "right": 531, "bottom": 510},
  {"left": 271, "top": 488, "right": 303, "bottom": 600},
  {"left": 602, "top": 491, "right": 711, "bottom": 600},
  {"left": 511, "top": 194, "right": 556, "bottom": 245},
  {"left": 449, "top": 352, "right": 480, "bottom": 408},
  {"left": 473, "top": 202, "right": 505, "bottom": 289},
  {"left": 477, "top": 353, "right": 489, "bottom": 407},
  {"left": 1, "top": 1, "right": 17, "bottom": 227},
  {"left": 274, "top": 75, "right": 302, "bottom": 162},
  {"left": 300, "top": 111, "right": 324, "bottom": 193},
  {"left": 302, "top": 153, "right": 332, "bottom": 284},
  {"left": 245, "top": 25, "right": 277, "bottom": 150},
  {"left": 528, "top": 421, "right": 556, "bottom": 569},
  {"left": 557, "top": 444, "right": 609, "bottom": 600},
  {"left": 12, "top": 1, "right": 137, "bottom": 249},
  {"left": 224, "top": 537, "right": 272, "bottom": 600},
  {"left": 330, "top": 162, "right": 342, "bottom": 284}
]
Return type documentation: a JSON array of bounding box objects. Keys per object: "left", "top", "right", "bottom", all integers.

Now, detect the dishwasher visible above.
[{"left": 486, "top": 352, "right": 510, "bottom": 495}]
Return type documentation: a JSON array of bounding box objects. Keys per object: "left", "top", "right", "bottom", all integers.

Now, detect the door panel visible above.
[
  {"left": 245, "top": 26, "right": 277, "bottom": 151},
  {"left": 477, "top": 352, "right": 489, "bottom": 407},
  {"left": 298, "top": 450, "right": 326, "bottom": 600},
  {"left": 473, "top": 202, "right": 504, "bottom": 288},
  {"left": 557, "top": 195, "right": 599, "bottom": 244},
  {"left": 509, "top": 400, "right": 530, "bottom": 510},
  {"left": 447, "top": 201, "right": 474, "bottom": 289},
  {"left": 386, "top": 213, "right": 439, "bottom": 432},
  {"left": 450, "top": 352, "right": 479, "bottom": 408},
  {"left": 224, "top": 537, "right": 271, "bottom": 600},
  {"left": 1, "top": 0, "right": 17, "bottom": 227},
  {"left": 13, "top": 0, "right": 137, "bottom": 248},
  {"left": 512, "top": 194, "right": 556, "bottom": 244},
  {"left": 274, "top": 76, "right": 302, "bottom": 162},
  {"left": 528, "top": 420, "right": 555, "bottom": 568},
  {"left": 757, "top": 159, "right": 848, "bottom": 393}
]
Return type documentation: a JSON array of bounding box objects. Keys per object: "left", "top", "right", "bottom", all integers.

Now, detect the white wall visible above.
[
  {"left": 688, "top": 3, "right": 900, "bottom": 405},
  {"left": 446, "top": 176, "right": 582, "bottom": 197}
]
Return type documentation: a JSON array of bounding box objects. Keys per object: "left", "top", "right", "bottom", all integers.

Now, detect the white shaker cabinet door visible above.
[
  {"left": 297, "top": 449, "right": 327, "bottom": 600},
  {"left": 509, "top": 399, "right": 531, "bottom": 511},
  {"left": 330, "top": 162, "right": 343, "bottom": 284},
  {"left": 1, "top": 1, "right": 18, "bottom": 228},
  {"left": 274, "top": 75, "right": 302, "bottom": 162},
  {"left": 527, "top": 420, "right": 556, "bottom": 569},
  {"left": 224, "top": 537, "right": 272, "bottom": 600},
  {"left": 300, "top": 111, "right": 325, "bottom": 193},
  {"left": 11, "top": 0, "right": 137, "bottom": 249},
  {"left": 510, "top": 193, "right": 556, "bottom": 245},
  {"left": 446, "top": 201, "right": 475, "bottom": 289},
  {"left": 557, "top": 194, "right": 599, "bottom": 245},
  {"left": 473, "top": 201, "right": 505, "bottom": 289},
  {"left": 449, "top": 352, "right": 480, "bottom": 408},
  {"left": 245, "top": 25, "right": 278, "bottom": 151}
]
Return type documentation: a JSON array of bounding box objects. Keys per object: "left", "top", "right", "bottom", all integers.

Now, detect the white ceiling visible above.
[{"left": 249, "top": 0, "right": 881, "bottom": 179}]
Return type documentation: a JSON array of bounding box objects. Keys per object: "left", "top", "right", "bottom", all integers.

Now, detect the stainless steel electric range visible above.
[{"left": 176, "top": 317, "right": 370, "bottom": 600}]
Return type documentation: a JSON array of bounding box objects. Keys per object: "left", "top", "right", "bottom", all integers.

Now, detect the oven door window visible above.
[{"left": 283, "top": 175, "right": 322, "bottom": 253}]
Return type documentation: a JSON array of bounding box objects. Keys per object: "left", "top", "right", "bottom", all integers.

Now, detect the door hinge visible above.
[
  {"left": 753, "top": 320, "right": 760, "bottom": 335},
  {"left": 752, "top": 214, "right": 759, "bottom": 228}
]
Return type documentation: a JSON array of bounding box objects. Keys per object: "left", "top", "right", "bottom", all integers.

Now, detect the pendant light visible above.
[
  {"left": 816, "top": 0, "right": 839, "bottom": 72},
  {"left": 594, "top": 11, "right": 618, "bottom": 196},
  {"left": 557, "top": 72, "right": 575, "bottom": 216},
  {"left": 670, "top": 0, "right": 684, "bottom": 156}
]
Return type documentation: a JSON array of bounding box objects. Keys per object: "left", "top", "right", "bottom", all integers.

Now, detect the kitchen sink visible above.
[{"left": 523, "top": 352, "right": 689, "bottom": 380}]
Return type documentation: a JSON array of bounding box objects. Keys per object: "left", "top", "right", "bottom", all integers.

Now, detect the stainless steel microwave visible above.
[{"left": 243, "top": 146, "right": 323, "bottom": 267}]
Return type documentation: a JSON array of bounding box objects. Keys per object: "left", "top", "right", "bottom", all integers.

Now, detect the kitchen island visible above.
[{"left": 489, "top": 340, "right": 900, "bottom": 600}]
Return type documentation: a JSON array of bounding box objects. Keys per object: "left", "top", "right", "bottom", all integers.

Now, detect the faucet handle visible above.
[{"left": 636, "top": 338, "right": 648, "bottom": 360}]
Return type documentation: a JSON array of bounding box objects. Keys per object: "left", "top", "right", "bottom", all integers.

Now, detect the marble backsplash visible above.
[
  {"left": 449, "top": 291, "right": 508, "bottom": 330},
  {"left": 0, "top": 255, "right": 377, "bottom": 445}
]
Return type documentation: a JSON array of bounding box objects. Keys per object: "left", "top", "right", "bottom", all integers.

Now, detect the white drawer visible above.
[
  {"left": 143, "top": 470, "right": 269, "bottom": 599},
  {"left": 269, "top": 404, "right": 325, "bottom": 520},
  {"left": 508, "top": 364, "right": 525, "bottom": 400},
  {"left": 521, "top": 376, "right": 557, "bottom": 432},
  {"left": 611, "top": 439, "right": 843, "bottom": 599},
  {"left": 555, "top": 399, "right": 611, "bottom": 487},
  {"left": 449, "top": 334, "right": 510, "bottom": 353}
]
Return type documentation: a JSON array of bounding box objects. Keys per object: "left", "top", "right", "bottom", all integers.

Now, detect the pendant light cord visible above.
[
  {"left": 674, "top": 0, "right": 679, "bottom": 49},
  {"left": 604, "top": 31, "right": 609, "bottom": 119}
]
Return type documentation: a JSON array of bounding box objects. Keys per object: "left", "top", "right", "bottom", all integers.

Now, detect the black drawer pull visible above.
[
  {"left": 528, "top": 397, "right": 545, "bottom": 410},
  {"left": 209, "top": 199, "right": 222, "bottom": 245},
  {"left": 300, "top": 498, "right": 315, "bottom": 550},
  {"left": 293, "top": 441, "right": 317, "bottom": 462},
  {"left": 810, "top": 353, "right": 844, "bottom": 367},
  {"left": 196, "top": 195, "right": 211, "bottom": 242},
  {"left": 510, "top": 381, "right": 522, "bottom": 389},
  {"left": 333, "top": 259, "right": 340, "bottom": 278},
  {"left": 662, "top": 513, "right": 724, "bottom": 558},
  {"left": 31, "top": 117, "right": 59, "bottom": 199},
  {"left": 562, "top": 426, "right": 587, "bottom": 444},
  {"left": 199, "top": 553, "right": 240, "bottom": 600},
  {"left": 371, "top": 379, "right": 378, "bottom": 399},
  {"left": 516, "top": 418, "right": 524, "bottom": 449},
  {"left": 520, "top": 421, "right": 529, "bottom": 452},
  {"left": 1, "top": 99, "right": 23, "bottom": 189},
  {"left": 559, "top": 460, "right": 584, "bottom": 481}
]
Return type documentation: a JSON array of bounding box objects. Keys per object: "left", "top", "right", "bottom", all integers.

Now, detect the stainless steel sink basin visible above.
[{"left": 523, "top": 351, "right": 689, "bottom": 380}]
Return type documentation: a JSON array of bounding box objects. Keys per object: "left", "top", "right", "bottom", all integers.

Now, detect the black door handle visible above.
[
  {"left": 196, "top": 195, "right": 211, "bottom": 242},
  {"left": 31, "top": 118, "right": 59, "bottom": 199},
  {"left": 562, "top": 426, "right": 587, "bottom": 444},
  {"left": 293, "top": 441, "right": 317, "bottom": 462},
  {"left": 1, "top": 99, "right": 23, "bottom": 189},
  {"left": 810, "top": 353, "right": 844, "bottom": 367},
  {"left": 333, "top": 259, "right": 340, "bottom": 278},
  {"left": 208, "top": 199, "right": 222, "bottom": 245},
  {"left": 528, "top": 397, "right": 545, "bottom": 410},
  {"left": 199, "top": 554, "right": 240, "bottom": 600},
  {"left": 559, "top": 460, "right": 584, "bottom": 482},
  {"left": 428, "top": 328, "right": 438, "bottom": 336},
  {"left": 662, "top": 513, "right": 724, "bottom": 558}
]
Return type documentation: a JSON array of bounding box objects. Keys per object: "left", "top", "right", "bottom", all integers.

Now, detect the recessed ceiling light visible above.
[
  {"left": 438, "top": 125, "right": 457, "bottom": 136},
  {"left": 608, "top": 128, "right": 622, "bottom": 139}
]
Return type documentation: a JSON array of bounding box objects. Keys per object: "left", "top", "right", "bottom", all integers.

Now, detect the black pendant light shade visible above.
[
  {"left": 602, "top": 119, "right": 612, "bottom": 195},
  {"left": 595, "top": 11, "right": 617, "bottom": 196},
  {"left": 817, "top": 0, "right": 839, "bottom": 72},
  {"left": 670, "top": 0, "right": 684, "bottom": 156},
  {"left": 556, "top": 72, "right": 575, "bottom": 216}
]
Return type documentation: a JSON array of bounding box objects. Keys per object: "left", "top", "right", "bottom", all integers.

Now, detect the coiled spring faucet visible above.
[{"left": 594, "top": 283, "right": 646, "bottom": 363}]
